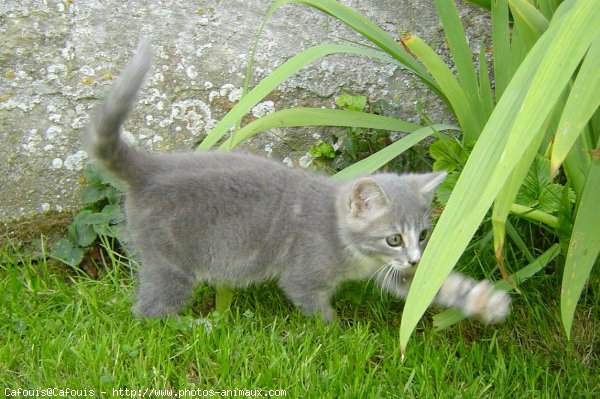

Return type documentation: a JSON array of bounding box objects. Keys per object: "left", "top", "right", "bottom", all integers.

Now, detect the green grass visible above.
[{"left": 1, "top": 240, "right": 598, "bottom": 398}]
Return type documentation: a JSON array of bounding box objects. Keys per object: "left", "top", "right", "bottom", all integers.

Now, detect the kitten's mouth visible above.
[{"left": 390, "top": 261, "right": 418, "bottom": 271}]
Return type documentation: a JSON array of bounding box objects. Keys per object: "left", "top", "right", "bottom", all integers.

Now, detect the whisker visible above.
[
  {"left": 380, "top": 268, "right": 391, "bottom": 298},
  {"left": 364, "top": 263, "right": 391, "bottom": 297},
  {"left": 368, "top": 264, "right": 387, "bottom": 285},
  {"left": 379, "top": 261, "right": 399, "bottom": 299}
]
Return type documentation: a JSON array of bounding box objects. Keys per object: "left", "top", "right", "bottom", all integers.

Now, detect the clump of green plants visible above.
[
  {"left": 332, "top": 94, "right": 391, "bottom": 169},
  {"left": 309, "top": 93, "right": 431, "bottom": 173},
  {"left": 50, "top": 164, "right": 124, "bottom": 268},
  {"left": 430, "top": 138, "right": 576, "bottom": 216},
  {"left": 310, "top": 93, "right": 388, "bottom": 170}
]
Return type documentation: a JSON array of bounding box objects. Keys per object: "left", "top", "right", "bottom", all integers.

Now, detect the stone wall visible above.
[{"left": 0, "top": 0, "right": 487, "bottom": 230}]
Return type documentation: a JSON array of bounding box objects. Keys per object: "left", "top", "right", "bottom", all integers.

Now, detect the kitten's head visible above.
[{"left": 337, "top": 171, "right": 446, "bottom": 271}]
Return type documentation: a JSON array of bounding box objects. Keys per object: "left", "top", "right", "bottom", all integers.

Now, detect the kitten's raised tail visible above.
[{"left": 86, "top": 39, "right": 153, "bottom": 186}]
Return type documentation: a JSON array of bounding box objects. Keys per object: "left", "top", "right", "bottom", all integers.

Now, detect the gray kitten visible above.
[{"left": 87, "top": 41, "right": 510, "bottom": 323}]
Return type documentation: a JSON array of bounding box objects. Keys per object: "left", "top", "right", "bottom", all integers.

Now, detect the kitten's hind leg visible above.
[{"left": 133, "top": 264, "right": 195, "bottom": 318}]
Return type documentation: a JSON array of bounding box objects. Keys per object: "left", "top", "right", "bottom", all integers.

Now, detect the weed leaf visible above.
[
  {"left": 82, "top": 186, "right": 106, "bottom": 205},
  {"left": 50, "top": 239, "right": 85, "bottom": 268}
]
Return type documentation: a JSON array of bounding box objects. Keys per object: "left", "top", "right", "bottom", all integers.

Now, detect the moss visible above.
[{"left": 1, "top": 210, "right": 74, "bottom": 245}]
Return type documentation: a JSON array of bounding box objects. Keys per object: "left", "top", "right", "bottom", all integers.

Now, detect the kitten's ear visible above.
[
  {"left": 417, "top": 171, "right": 447, "bottom": 199},
  {"left": 404, "top": 172, "right": 447, "bottom": 201},
  {"left": 347, "top": 177, "right": 389, "bottom": 218}
]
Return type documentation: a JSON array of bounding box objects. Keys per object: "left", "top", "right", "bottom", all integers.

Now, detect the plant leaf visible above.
[
  {"left": 561, "top": 149, "right": 600, "bottom": 339},
  {"left": 101, "top": 204, "right": 124, "bottom": 224},
  {"left": 265, "top": 0, "right": 440, "bottom": 95},
  {"left": 491, "top": 0, "right": 511, "bottom": 98},
  {"left": 72, "top": 210, "right": 98, "bottom": 247},
  {"left": 434, "top": 0, "right": 486, "bottom": 136},
  {"left": 464, "top": 0, "right": 491, "bottom": 10},
  {"left": 435, "top": 171, "right": 459, "bottom": 206},
  {"left": 550, "top": 34, "right": 600, "bottom": 176},
  {"left": 332, "top": 124, "right": 459, "bottom": 181},
  {"left": 429, "top": 138, "right": 469, "bottom": 173},
  {"left": 516, "top": 155, "right": 575, "bottom": 213},
  {"left": 219, "top": 108, "right": 426, "bottom": 150},
  {"left": 400, "top": 0, "right": 600, "bottom": 353},
  {"left": 82, "top": 186, "right": 106, "bottom": 205},
  {"left": 401, "top": 34, "right": 478, "bottom": 141},
  {"left": 509, "top": 0, "right": 550, "bottom": 49},
  {"left": 50, "top": 239, "right": 85, "bottom": 268},
  {"left": 336, "top": 93, "right": 367, "bottom": 112},
  {"left": 198, "top": 45, "right": 406, "bottom": 151},
  {"left": 516, "top": 155, "right": 551, "bottom": 208},
  {"left": 309, "top": 140, "right": 336, "bottom": 159},
  {"left": 477, "top": 42, "right": 494, "bottom": 120}
]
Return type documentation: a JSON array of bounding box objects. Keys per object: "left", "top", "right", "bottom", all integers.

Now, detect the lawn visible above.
[{"left": 0, "top": 239, "right": 598, "bottom": 398}]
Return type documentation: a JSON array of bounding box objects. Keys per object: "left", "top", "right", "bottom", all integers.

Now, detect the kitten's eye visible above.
[
  {"left": 419, "top": 230, "right": 429, "bottom": 242},
  {"left": 386, "top": 234, "right": 403, "bottom": 247}
]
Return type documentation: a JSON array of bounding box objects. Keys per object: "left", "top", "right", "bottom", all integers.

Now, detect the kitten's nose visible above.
[
  {"left": 407, "top": 248, "right": 421, "bottom": 266},
  {"left": 408, "top": 253, "right": 421, "bottom": 266}
]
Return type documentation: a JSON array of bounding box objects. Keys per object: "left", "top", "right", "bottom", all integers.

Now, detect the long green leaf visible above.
[
  {"left": 332, "top": 124, "right": 459, "bottom": 181},
  {"left": 216, "top": 283, "right": 234, "bottom": 314},
  {"left": 434, "top": 0, "right": 485, "bottom": 137},
  {"left": 563, "top": 136, "right": 592, "bottom": 198},
  {"left": 536, "top": 0, "right": 563, "bottom": 19},
  {"left": 218, "top": 106, "right": 457, "bottom": 180},
  {"left": 477, "top": 43, "right": 494, "bottom": 120},
  {"left": 219, "top": 108, "right": 426, "bottom": 150},
  {"left": 401, "top": 34, "right": 478, "bottom": 141},
  {"left": 505, "top": 219, "right": 535, "bottom": 264},
  {"left": 492, "top": 0, "right": 511, "bottom": 98},
  {"left": 265, "top": 0, "right": 442, "bottom": 98},
  {"left": 509, "top": 0, "right": 549, "bottom": 49},
  {"left": 561, "top": 151, "right": 600, "bottom": 339},
  {"left": 509, "top": 204, "right": 558, "bottom": 229},
  {"left": 506, "top": 0, "right": 563, "bottom": 76},
  {"left": 550, "top": 35, "right": 600, "bottom": 176},
  {"left": 400, "top": 0, "right": 600, "bottom": 354},
  {"left": 197, "top": 44, "right": 398, "bottom": 150},
  {"left": 464, "top": 0, "right": 492, "bottom": 11},
  {"left": 491, "top": 129, "right": 546, "bottom": 289},
  {"left": 491, "top": 103, "right": 558, "bottom": 284}
]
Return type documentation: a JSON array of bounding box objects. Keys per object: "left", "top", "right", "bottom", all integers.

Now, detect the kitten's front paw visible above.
[{"left": 465, "top": 281, "right": 511, "bottom": 323}]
